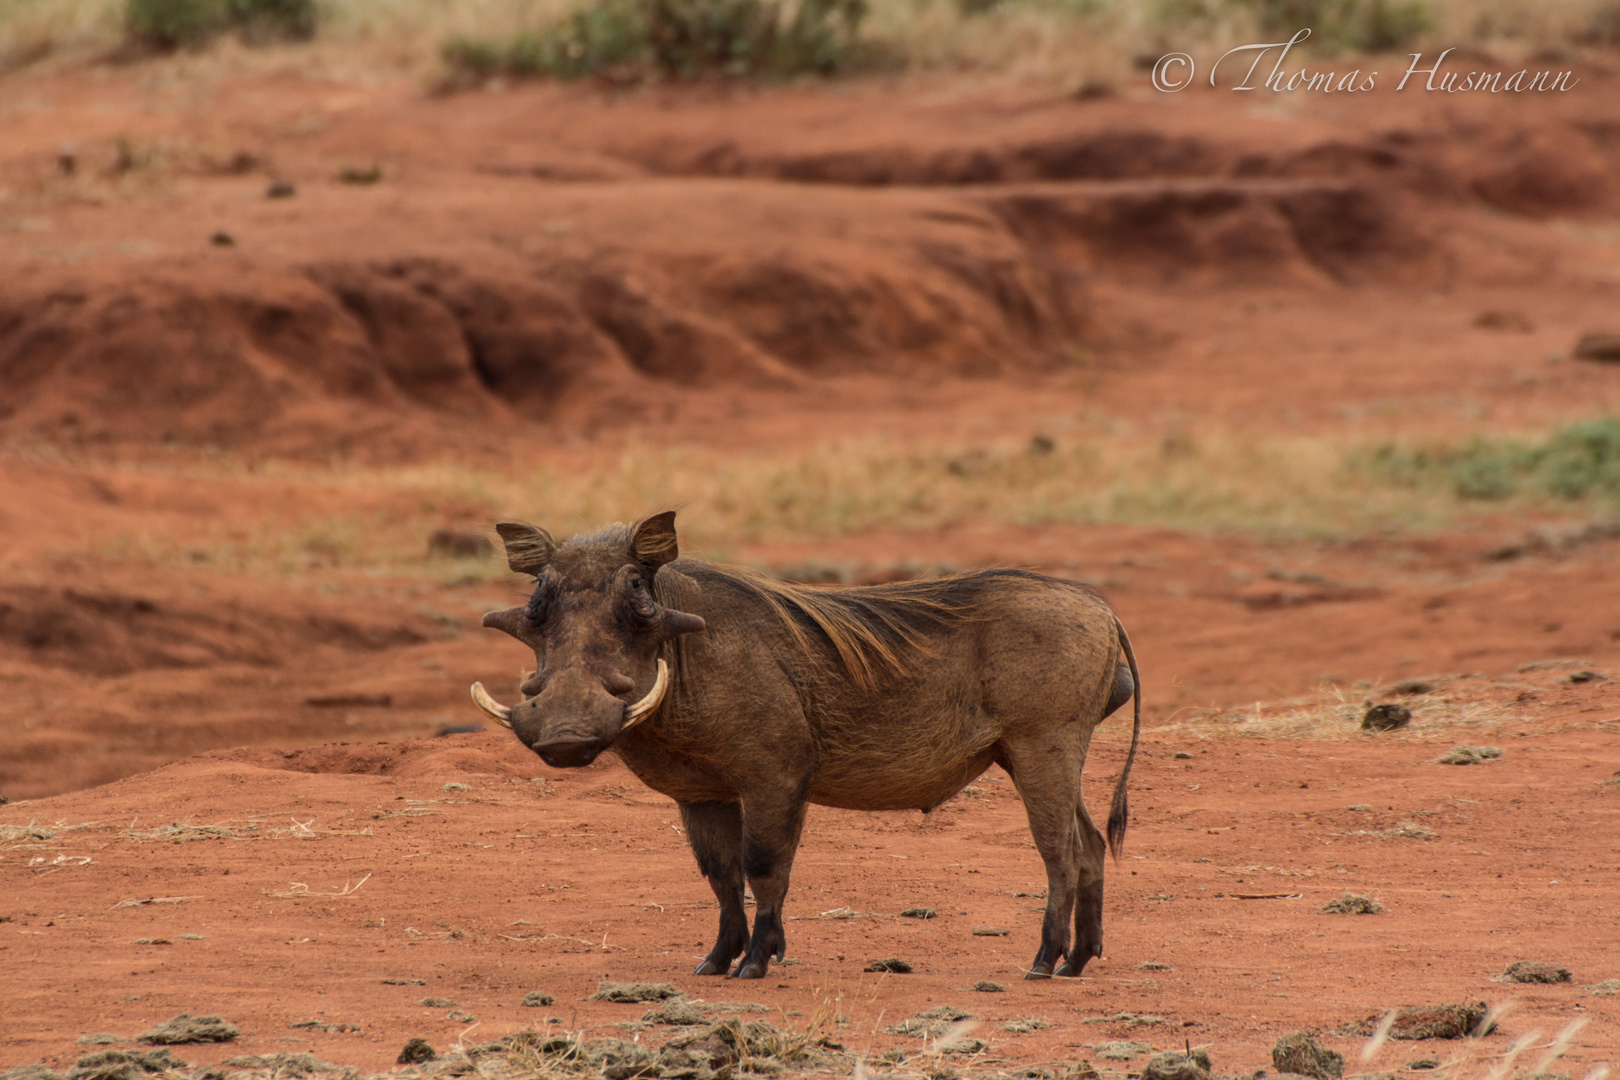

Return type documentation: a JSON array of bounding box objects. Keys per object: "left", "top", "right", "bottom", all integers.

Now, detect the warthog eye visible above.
[
  {"left": 625, "top": 573, "right": 657, "bottom": 622},
  {"left": 524, "top": 576, "right": 555, "bottom": 628}
]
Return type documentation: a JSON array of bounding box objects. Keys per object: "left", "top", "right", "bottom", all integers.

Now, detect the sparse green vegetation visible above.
[
  {"left": 440, "top": 0, "right": 869, "bottom": 80},
  {"left": 124, "top": 0, "right": 316, "bottom": 48},
  {"left": 2, "top": 0, "right": 1616, "bottom": 82},
  {"left": 1353, "top": 417, "right": 1620, "bottom": 505}
]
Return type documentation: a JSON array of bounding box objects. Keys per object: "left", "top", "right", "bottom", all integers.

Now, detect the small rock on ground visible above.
[
  {"left": 1272, "top": 1031, "right": 1343, "bottom": 1080},
  {"left": 136, "top": 1016, "right": 239, "bottom": 1046},
  {"left": 1362, "top": 704, "right": 1412, "bottom": 732},
  {"left": 1497, "top": 960, "right": 1572, "bottom": 984},
  {"left": 1436, "top": 745, "right": 1501, "bottom": 765}
]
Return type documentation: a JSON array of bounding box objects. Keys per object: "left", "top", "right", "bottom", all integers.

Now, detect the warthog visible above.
[{"left": 472, "top": 512, "right": 1141, "bottom": 981}]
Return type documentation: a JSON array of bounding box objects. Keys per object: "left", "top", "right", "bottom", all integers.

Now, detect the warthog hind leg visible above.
[
  {"left": 998, "top": 742, "right": 1088, "bottom": 980},
  {"left": 679, "top": 800, "right": 749, "bottom": 976},
  {"left": 1058, "top": 795, "right": 1107, "bottom": 977},
  {"left": 732, "top": 794, "right": 809, "bottom": 980}
]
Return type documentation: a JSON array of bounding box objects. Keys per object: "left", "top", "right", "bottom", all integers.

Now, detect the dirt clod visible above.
[
  {"left": 1408, "top": 1061, "right": 1439, "bottom": 1070},
  {"left": 70, "top": 1049, "right": 188, "bottom": 1080},
  {"left": 1436, "top": 746, "right": 1501, "bottom": 765},
  {"left": 974, "top": 981, "right": 1006, "bottom": 992},
  {"left": 970, "top": 926, "right": 1009, "bottom": 936},
  {"left": 0, "top": 1068, "right": 63, "bottom": 1080},
  {"left": 1573, "top": 333, "right": 1620, "bottom": 362},
  {"left": 899, "top": 907, "right": 938, "bottom": 919},
  {"left": 1392, "top": 679, "right": 1436, "bottom": 695},
  {"left": 222, "top": 1054, "right": 343, "bottom": 1077},
  {"left": 1497, "top": 960, "right": 1572, "bottom": 983},
  {"left": 1142, "top": 1049, "right": 1212, "bottom": 1080},
  {"left": 1564, "top": 670, "right": 1605, "bottom": 683},
  {"left": 521, "top": 991, "right": 555, "bottom": 1007},
  {"left": 1362, "top": 704, "right": 1411, "bottom": 732},
  {"left": 1353, "top": 1002, "right": 1491, "bottom": 1040},
  {"left": 135, "top": 1016, "right": 238, "bottom": 1045},
  {"left": 643, "top": 1000, "right": 712, "bottom": 1025},
  {"left": 1271, "top": 1031, "right": 1342, "bottom": 1079},
  {"left": 865, "top": 957, "right": 913, "bottom": 973},
  {"left": 1003, "top": 1018, "right": 1049, "bottom": 1033},
  {"left": 1095, "top": 1041, "right": 1152, "bottom": 1060},
  {"left": 396, "top": 1038, "right": 436, "bottom": 1065},
  {"left": 590, "top": 982, "right": 684, "bottom": 1003},
  {"left": 1320, "top": 893, "right": 1383, "bottom": 915}
]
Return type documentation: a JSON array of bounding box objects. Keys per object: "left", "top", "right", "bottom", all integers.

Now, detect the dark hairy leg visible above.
[
  {"left": 678, "top": 800, "right": 748, "bottom": 976},
  {"left": 732, "top": 795, "right": 809, "bottom": 980}
]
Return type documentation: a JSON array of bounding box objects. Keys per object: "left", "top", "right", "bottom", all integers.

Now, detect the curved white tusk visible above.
[
  {"left": 621, "top": 659, "right": 670, "bottom": 730},
  {"left": 470, "top": 682, "right": 513, "bottom": 729}
]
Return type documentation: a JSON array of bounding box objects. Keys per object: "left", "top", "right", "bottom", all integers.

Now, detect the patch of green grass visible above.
[{"left": 1352, "top": 417, "right": 1620, "bottom": 505}]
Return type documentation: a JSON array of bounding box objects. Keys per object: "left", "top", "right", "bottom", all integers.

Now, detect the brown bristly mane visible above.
[{"left": 679, "top": 564, "right": 1059, "bottom": 692}]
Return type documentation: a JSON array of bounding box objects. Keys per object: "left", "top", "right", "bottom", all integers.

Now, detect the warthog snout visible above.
[{"left": 530, "top": 735, "right": 606, "bottom": 769}]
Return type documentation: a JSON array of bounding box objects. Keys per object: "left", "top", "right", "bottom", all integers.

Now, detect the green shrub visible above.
[
  {"left": 441, "top": 0, "right": 868, "bottom": 81},
  {"left": 1353, "top": 417, "right": 1620, "bottom": 504},
  {"left": 126, "top": 0, "right": 316, "bottom": 49}
]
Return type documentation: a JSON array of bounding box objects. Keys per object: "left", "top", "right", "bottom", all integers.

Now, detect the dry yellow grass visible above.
[
  {"left": 26, "top": 427, "right": 1608, "bottom": 583},
  {"left": 43, "top": 429, "right": 1542, "bottom": 581}
]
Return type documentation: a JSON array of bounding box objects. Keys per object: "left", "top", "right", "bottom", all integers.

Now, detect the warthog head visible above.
[{"left": 470, "top": 512, "right": 706, "bottom": 768}]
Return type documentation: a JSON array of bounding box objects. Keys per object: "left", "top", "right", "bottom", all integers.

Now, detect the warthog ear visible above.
[
  {"left": 495, "top": 520, "right": 555, "bottom": 575},
  {"left": 631, "top": 511, "right": 680, "bottom": 570}
]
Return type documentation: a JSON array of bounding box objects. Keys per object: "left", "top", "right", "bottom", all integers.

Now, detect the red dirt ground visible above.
[{"left": 3, "top": 45, "right": 1620, "bottom": 1079}]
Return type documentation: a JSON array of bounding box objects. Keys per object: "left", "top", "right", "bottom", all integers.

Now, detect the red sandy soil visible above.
[{"left": 3, "top": 45, "right": 1620, "bottom": 1078}]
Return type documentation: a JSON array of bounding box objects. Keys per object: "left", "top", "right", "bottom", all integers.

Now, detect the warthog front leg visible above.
[
  {"left": 679, "top": 800, "right": 748, "bottom": 976},
  {"left": 732, "top": 793, "right": 809, "bottom": 981}
]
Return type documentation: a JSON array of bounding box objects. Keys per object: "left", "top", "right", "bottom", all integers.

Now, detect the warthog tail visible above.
[{"left": 1106, "top": 617, "right": 1142, "bottom": 859}]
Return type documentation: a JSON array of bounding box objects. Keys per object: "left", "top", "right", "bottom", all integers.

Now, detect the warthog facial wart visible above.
[{"left": 473, "top": 511, "right": 1142, "bottom": 981}]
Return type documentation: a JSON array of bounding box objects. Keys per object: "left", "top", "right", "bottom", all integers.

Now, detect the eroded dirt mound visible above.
[{"left": 0, "top": 583, "right": 429, "bottom": 676}]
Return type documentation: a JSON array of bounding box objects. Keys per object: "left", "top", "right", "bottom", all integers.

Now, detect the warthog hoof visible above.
[
  {"left": 693, "top": 958, "right": 730, "bottom": 976},
  {"left": 732, "top": 958, "right": 769, "bottom": 980}
]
